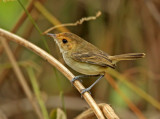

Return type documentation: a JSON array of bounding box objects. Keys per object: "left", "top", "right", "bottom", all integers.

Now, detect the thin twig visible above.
[
  {"left": 0, "top": 37, "right": 43, "bottom": 119},
  {"left": 34, "top": 1, "right": 68, "bottom": 32},
  {"left": 0, "top": 28, "right": 106, "bottom": 119},
  {"left": 43, "top": 11, "right": 102, "bottom": 34}
]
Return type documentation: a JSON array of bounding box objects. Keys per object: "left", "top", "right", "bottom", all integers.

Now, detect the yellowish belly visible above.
[{"left": 63, "top": 54, "right": 107, "bottom": 75}]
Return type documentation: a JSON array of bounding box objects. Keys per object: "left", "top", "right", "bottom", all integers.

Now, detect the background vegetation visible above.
[{"left": 0, "top": 0, "right": 160, "bottom": 119}]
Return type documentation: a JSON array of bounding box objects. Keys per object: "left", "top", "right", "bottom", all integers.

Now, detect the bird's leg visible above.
[
  {"left": 70, "top": 74, "right": 100, "bottom": 84},
  {"left": 80, "top": 74, "right": 104, "bottom": 95},
  {"left": 71, "top": 75, "right": 100, "bottom": 95}
]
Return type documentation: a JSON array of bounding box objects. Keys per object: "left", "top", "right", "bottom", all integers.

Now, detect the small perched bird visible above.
[{"left": 47, "top": 32, "right": 145, "bottom": 95}]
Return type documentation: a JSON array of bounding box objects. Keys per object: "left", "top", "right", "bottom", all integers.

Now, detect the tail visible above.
[{"left": 109, "top": 53, "right": 145, "bottom": 63}]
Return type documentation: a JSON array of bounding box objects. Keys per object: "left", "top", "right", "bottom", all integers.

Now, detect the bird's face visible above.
[{"left": 47, "top": 32, "right": 82, "bottom": 53}]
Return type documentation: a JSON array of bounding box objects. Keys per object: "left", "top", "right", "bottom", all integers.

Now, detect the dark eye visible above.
[{"left": 62, "top": 39, "right": 68, "bottom": 44}]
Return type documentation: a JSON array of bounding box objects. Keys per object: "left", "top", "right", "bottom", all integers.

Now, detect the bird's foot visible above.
[
  {"left": 80, "top": 87, "right": 91, "bottom": 98},
  {"left": 70, "top": 76, "right": 83, "bottom": 86}
]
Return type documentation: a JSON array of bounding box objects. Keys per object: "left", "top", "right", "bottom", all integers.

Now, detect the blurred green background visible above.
[{"left": 0, "top": 0, "right": 160, "bottom": 119}]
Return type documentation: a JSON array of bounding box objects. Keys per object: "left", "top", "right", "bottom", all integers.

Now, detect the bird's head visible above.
[{"left": 47, "top": 32, "right": 82, "bottom": 53}]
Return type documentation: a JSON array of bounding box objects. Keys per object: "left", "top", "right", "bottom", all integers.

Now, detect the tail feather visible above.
[{"left": 109, "top": 53, "right": 145, "bottom": 63}]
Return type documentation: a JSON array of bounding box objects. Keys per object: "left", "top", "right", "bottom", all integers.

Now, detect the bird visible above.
[{"left": 47, "top": 32, "right": 145, "bottom": 95}]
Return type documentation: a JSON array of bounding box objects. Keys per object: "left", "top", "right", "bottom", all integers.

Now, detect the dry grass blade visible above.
[
  {"left": 43, "top": 11, "right": 102, "bottom": 34},
  {"left": 105, "top": 74, "right": 146, "bottom": 119},
  {"left": 11, "top": 0, "right": 35, "bottom": 33},
  {"left": 0, "top": 0, "right": 37, "bottom": 85},
  {"left": 27, "top": 67, "right": 49, "bottom": 119},
  {"left": 0, "top": 37, "right": 43, "bottom": 119},
  {"left": 75, "top": 103, "right": 119, "bottom": 119},
  {"left": 0, "top": 28, "right": 106, "bottom": 119},
  {"left": 102, "top": 104, "right": 119, "bottom": 119},
  {"left": 107, "top": 68, "right": 160, "bottom": 111}
]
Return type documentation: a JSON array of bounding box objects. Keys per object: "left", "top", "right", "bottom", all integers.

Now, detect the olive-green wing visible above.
[{"left": 71, "top": 51, "right": 116, "bottom": 69}]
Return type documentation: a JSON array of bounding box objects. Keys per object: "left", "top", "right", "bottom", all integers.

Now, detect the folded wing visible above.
[{"left": 71, "top": 51, "right": 116, "bottom": 69}]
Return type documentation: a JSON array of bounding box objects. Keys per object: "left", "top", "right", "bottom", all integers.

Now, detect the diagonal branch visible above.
[{"left": 0, "top": 28, "right": 106, "bottom": 119}]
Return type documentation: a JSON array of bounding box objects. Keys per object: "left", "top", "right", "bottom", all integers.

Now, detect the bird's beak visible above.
[{"left": 46, "top": 33, "right": 57, "bottom": 39}]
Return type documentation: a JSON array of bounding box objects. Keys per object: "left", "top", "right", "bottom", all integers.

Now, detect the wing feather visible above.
[{"left": 71, "top": 51, "right": 116, "bottom": 69}]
